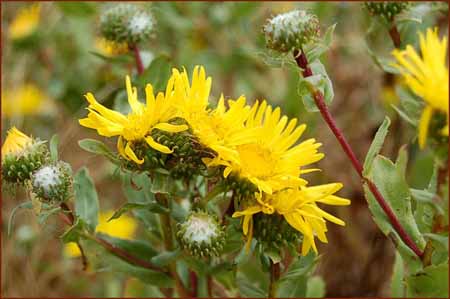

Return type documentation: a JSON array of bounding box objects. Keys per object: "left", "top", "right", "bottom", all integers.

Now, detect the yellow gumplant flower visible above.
[
  {"left": 1, "top": 127, "right": 33, "bottom": 159},
  {"left": 65, "top": 210, "right": 138, "bottom": 257},
  {"left": 2, "top": 84, "right": 54, "bottom": 117},
  {"left": 392, "top": 27, "right": 449, "bottom": 148},
  {"left": 79, "top": 75, "right": 188, "bottom": 164},
  {"left": 211, "top": 100, "right": 324, "bottom": 194},
  {"left": 233, "top": 183, "right": 350, "bottom": 255},
  {"left": 9, "top": 3, "right": 41, "bottom": 40}
]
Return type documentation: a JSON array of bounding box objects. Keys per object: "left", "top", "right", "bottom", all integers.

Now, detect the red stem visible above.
[
  {"left": 388, "top": 25, "right": 401, "bottom": 48},
  {"left": 132, "top": 44, "right": 145, "bottom": 75},
  {"left": 293, "top": 49, "right": 424, "bottom": 258}
]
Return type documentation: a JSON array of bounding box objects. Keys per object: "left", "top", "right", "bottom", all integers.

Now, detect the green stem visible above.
[
  {"left": 268, "top": 261, "right": 280, "bottom": 298},
  {"left": 155, "top": 193, "right": 190, "bottom": 298}
]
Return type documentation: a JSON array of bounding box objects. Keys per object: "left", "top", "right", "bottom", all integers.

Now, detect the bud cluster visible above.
[
  {"left": 225, "top": 174, "right": 257, "bottom": 201},
  {"left": 177, "top": 210, "right": 225, "bottom": 258},
  {"left": 253, "top": 213, "right": 300, "bottom": 252},
  {"left": 364, "top": 2, "right": 410, "bottom": 22},
  {"left": 99, "top": 4, "right": 155, "bottom": 45},
  {"left": 264, "top": 10, "right": 320, "bottom": 53}
]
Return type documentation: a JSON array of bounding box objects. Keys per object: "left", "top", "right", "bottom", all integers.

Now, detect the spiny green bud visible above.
[
  {"left": 1, "top": 127, "right": 49, "bottom": 184},
  {"left": 31, "top": 161, "right": 72, "bottom": 203},
  {"left": 253, "top": 213, "right": 301, "bottom": 252},
  {"left": 99, "top": 4, "right": 155, "bottom": 45},
  {"left": 225, "top": 174, "right": 257, "bottom": 201},
  {"left": 263, "top": 10, "right": 320, "bottom": 53},
  {"left": 364, "top": 2, "right": 410, "bottom": 22},
  {"left": 177, "top": 210, "right": 225, "bottom": 258}
]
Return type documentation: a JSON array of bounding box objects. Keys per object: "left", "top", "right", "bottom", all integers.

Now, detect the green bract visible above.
[{"left": 264, "top": 10, "right": 320, "bottom": 53}]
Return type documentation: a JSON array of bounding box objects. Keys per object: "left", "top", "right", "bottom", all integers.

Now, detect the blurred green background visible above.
[{"left": 1, "top": 1, "right": 448, "bottom": 297}]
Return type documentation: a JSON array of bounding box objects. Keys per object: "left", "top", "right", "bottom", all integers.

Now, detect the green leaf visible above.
[
  {"left": 78, "top": 139, "right": 119, "bottom": 164},
  {"left": 298, "top": 61, "right": 334, "bottom": 112},
  {"left": 108, "top": 202, "right": 169, "bottom": 222},
  {"left": 277, "top": 253, "right": 317, "bottom": 298},
  {"left": 57, "top": 2, "right": 96, "bottom": 17},
  {"left": 306, "top": 276, "right": 326, "bottom": 298},
  {"left": 363, "top": 117, "right": 391, "bottom": 176},
  {"left": 391, "top": 252, "right": 405, "bottom": 298},
  {"left": 8, "top": 201, "right": 33, "bottom": 237},
  {"left": 366, "top": 46, "right": 400, "bottom": 74},
  {"left": 96, "top": 234, "right": 159, "bottom": 261},
  {"left": 136, "top": 55, "right": 172, "bottom": 92},
  {"left": 236, "top": 273, "right": 266, "bottom": 298},
  {"left": 61, "top": 218, "right": 86, "bottom": 243},
  {"left": 304, "top": 24, "right": 336, "bottom": 63},
  {"left": 49, "top": 134, "right": 59, "bottom": 162},
  {"left": 406, "top": 262, "right": 449, "bottom": 298},
  {"left": 150, "top": 249, "right": 181, "bottom": 267},
  {"left": 364, "top": 151, "right": 426, "bottom": 274},
  {"left": 38, "top": 207, "right": 62, "bottom": 224},
  {"left": 150, "top": 172, "right": 173, "bottom": 194},
  {"left": 73, "top": 167, "right": 99, "bottom": 231}
]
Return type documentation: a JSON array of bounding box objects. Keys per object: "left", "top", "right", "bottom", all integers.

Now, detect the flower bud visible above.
[
  {"left": 177, "top": 210, "right": 225, "bottom": 258},
  {"left": 31, "top": 161, "right": 72, "bottom": 203},
  {"left": 263, "top": 10, "right": 320, "bottom": 53},
  {"left": 364, "top": 2, "right": 410, "bottom": 22},
  {"left": 225, "top": 174, "right": 257, "bottom": 201},
  {"left": 1, "top": 127, "right": 49, "bottom": 184},
  {"left": 253, "top": 213, "right": 300, "bottom": 252},
  {"left": 99, "top": 4, "right": 155, "bottom": 45}
]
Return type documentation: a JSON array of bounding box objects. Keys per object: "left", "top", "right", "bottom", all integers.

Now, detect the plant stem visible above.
[
  {"left": 293, "top": 49, "right": 424, "bottom": 259},
  {"left": 131, "top": 44, "right": 144, "bottom": 75},
  {"left": 388, "top": 25, "right": 401, "bottom": 48},
  {"left": 155, "top": 193, "right": 190, "bottom": 298},
  {"left": 268, "top": 261, "right": 280, "bottom": 298}
]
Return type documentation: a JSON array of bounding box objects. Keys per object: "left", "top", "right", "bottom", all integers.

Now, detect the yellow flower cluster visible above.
[
  {"left": 392, "top": 27, "right": 449, "bottom": 148},
  {"left": 79, "top": 66, "right": 350, "bottom": 255}
]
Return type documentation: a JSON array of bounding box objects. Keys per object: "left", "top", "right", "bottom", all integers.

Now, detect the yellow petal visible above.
[
  {"left": 153, "top": 123, "right": 188, "bottom": 133},
  {"left": 124, "top": 142, "right": 144, "bottom": 164},
  {"left": 418, "top": 106, "right": 433, "bottom": 149},
  {"left": 145, "top": 136, "right": 173, "bottom": 154}
]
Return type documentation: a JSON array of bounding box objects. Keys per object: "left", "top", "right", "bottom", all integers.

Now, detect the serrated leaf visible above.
[
  {"left": 74, "top": 167, "right": 99, "bottom": 231},
  {"left": 49, "top": 134, "right": 59, "bottom": 162},
  {"left": 78, "top": 139, "right": 119, "bottom": 163},
  {"left": 306, "top": 276, "right": 326, "bottom": 298},
  {"left": 298, "top": 61, "right": 334, "bottom": 112},
  {"left": 391, "top": 252, "right": 405, "bottom": 298},
  {"left": 8, "top": 201, "right": 33, "bottom": 237},
  {"left": 406, "top": 262, "right": 449, "bottom": 298},
  {"left": 363, "top": 117, "right": 391, "bottom": 176},
  {"left": 150, "top": 249, "right": 181, "bottom": 267},
  {"left": 108, "top": 202, "right": 169, "bottom": 222}
]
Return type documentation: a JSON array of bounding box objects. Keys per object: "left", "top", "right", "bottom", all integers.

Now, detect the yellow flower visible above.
[
  {"left": 233, "top": 183, "right": 350, "bottom": 255},
  {"left": 392, "top": 27, "right": 449, "bottom": 148},
  {"left": 1, "top": 127, "right": 33, "bottom": 159},
  {"left": 2, "top": 84, "right": 53, "bottom": 117},
  {"left": 9, "top": 3, "right": 41, "bottom": 40},
  {"left": 79, "top": 75, "right": 188, "bottom": 164},
  {"left": 64, "top": 210, "right": 138, "bottom": 257},
  {"left": 95, "top": 38, "right": 129, "bottom": 57},
  {"left": 209, "top": 100, "right": 324, "bottom": 194}
]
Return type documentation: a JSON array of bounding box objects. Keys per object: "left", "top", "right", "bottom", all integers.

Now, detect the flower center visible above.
[
  {"left": 122, "top": 113, "right": 151, "bottom": 141},
  {"left": 237, "top": 144, "right": 276, "bottom": 178}
]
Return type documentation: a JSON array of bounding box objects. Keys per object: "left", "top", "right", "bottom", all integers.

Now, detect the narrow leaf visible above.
[
  {"left": 363, "top": 116, "right": 391, "bottom": 176},
  {"left": 49, "top": 134, "right": 59, "bottom": 162},
  {"left": 74, "top": 167, "right": 99, "bottom": 231}
]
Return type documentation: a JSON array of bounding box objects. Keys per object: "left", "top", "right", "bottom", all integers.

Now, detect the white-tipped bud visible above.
[
  {"left": 263, "top": 10, "right": 320, "bottom": 53},
  {"left": 32, "top": 161, "right": 72, "bottom": 202}
]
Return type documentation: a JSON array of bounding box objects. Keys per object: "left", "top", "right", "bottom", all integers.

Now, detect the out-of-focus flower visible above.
[
  {"left": 233, "top": 183, "right": 350, "bottom": 255},
  {"left": 64, "top": 210, "right": 138, "bottom": 257},
  {"left": 95, "top": 38, "right": 129, "bottom": 57},
  {"left": 8, "top": 3, "right": 41, "bottom": 40},
  {"left": 2, "top": 84, "right": 54, "bottom": 118},
  {"left": 79, "top": 75, "right": 188, "bottom": 164},
  {"left": 392, "top": 27, "right": 449, "bottom": 148}
]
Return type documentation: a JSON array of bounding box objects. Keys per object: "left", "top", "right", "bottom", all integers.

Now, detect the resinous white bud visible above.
[
  {"left": 177, "top": 210, "right": 225, "bottom": 258},
  {"left": 263, "top": 10, "right": 320, "bottom": 53},
  {"left": 32, "top": 161, "right": 72, "bottom": 203}
]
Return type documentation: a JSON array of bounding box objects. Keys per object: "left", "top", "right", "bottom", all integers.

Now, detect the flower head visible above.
[
  {"left": 32, "top": 161, "right": 72, "bottom": 202},
  {"left": 79, "top": 75, "right": 188, "bottom": 164},
  {"left": 64, "top": 210, "right": 138, "bottom": 257},
  {"left": 2, "top": 127, "right": 49, "bottom": 184},
  {"left": 209, "top": 100, "right": 324, "bottom": 194},
  {"left": 233, "top": 183, "right": 350, "bottom": 255},
  {"left": 364, "top": 2, "right": 410, "bottom": 22},
  {"left": 392, "top": 28, "right": 449, "bottom": 148},
  {"left": 8, "top": 3, "right": 40, "bottom": 40}
]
